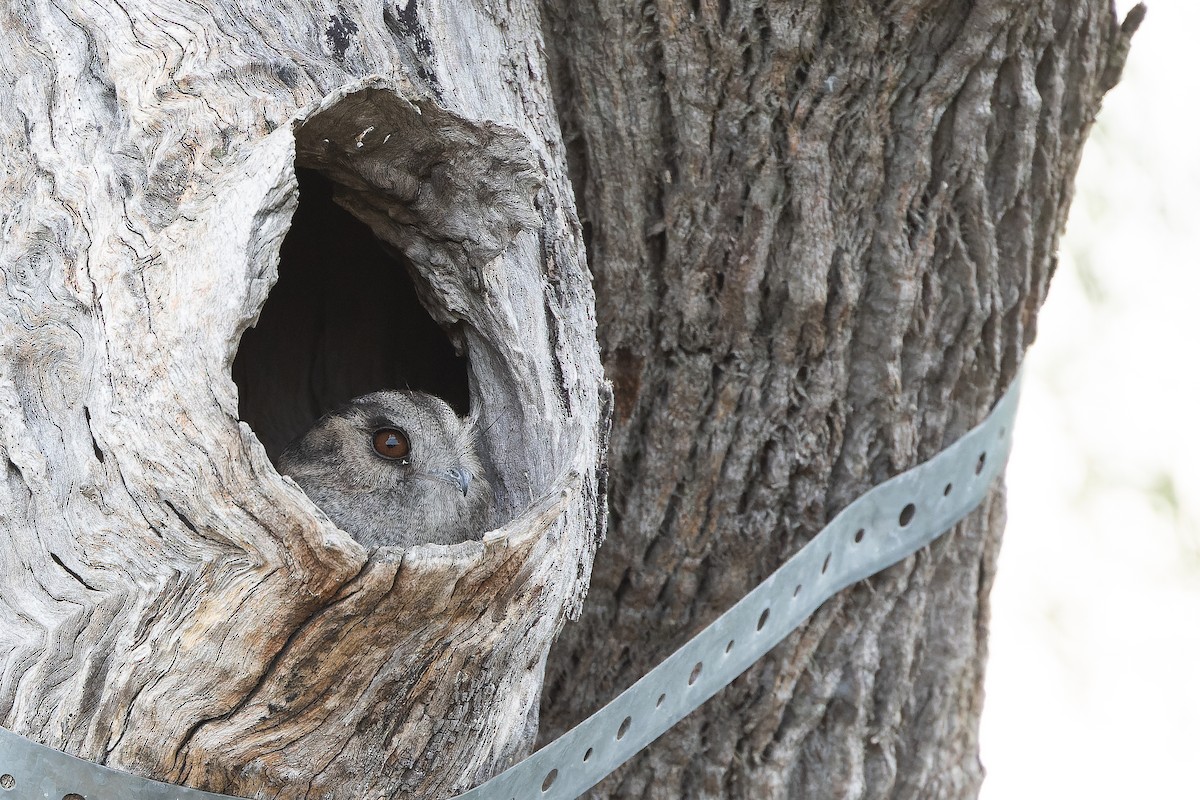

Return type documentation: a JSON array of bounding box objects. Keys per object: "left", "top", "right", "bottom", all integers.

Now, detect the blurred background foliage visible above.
[{"left": 981, "top": 1, "right": 1200, "bottom": 796}]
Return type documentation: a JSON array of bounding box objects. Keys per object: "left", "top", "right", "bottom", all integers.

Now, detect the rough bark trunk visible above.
[
  {"left": 0, "top": 2, "right": 604, "bottom": 799},
  {"left": 540, "top": 1, "right": 1139, "bottom": 798}
]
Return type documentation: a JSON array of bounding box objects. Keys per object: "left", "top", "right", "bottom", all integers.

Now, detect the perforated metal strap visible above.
[{"left": 0, "top": 375, "right": 1021, "bottom": 800}]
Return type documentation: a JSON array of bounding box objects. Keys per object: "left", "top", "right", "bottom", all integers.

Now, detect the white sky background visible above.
[{"left": 979, "top": 1, "right": 1200, "bottom": 797}]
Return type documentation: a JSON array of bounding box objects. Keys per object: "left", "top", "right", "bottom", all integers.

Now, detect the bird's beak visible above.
[{"left": 441, "top": 466, "right": 473, "bottom": 496}]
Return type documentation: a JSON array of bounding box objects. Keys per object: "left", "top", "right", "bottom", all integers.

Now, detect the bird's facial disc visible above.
[
  {"left": 351, "top": 396, "right": 479, "bottom": 501},
  {"left": 277, "top": 389, "right": 492, "bottom": 546}
]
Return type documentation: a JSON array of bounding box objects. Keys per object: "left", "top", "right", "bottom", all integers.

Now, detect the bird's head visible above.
[{"left": 277, "top": 390, "right": 492, "bottom": 548}]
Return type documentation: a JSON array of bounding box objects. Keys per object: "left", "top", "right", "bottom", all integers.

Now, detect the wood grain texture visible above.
[
  {"left": 0, "top": 2, "right": 604, "bottom": 798},
  {"left": 540, "top": 1, "right": 1140, "bottom": 798}
]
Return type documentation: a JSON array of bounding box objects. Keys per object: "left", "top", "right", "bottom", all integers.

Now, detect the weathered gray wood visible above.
[
  {"left": 539, "top": 1, "right": 1141, "bottom": 798},
  {"left": 0, "top": 2, "right": 604, "bottom": 798}
]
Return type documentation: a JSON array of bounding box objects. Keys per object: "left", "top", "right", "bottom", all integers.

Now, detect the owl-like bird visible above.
[{"left": 277, "top": 390, "right": 492, "bottom": 549}]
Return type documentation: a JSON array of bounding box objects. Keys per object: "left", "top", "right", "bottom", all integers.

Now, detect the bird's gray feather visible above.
[{"left": 277, "top": 390, "right": 493, "bottom": 549}]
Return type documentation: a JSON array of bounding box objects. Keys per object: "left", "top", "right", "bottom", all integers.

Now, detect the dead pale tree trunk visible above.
[
  {"left": 0, "top": 2, "right": 1138, "bottom": 800},
  {"left": 539, "top": 1, "right": 1140, "bottom": 799},
  {"left": 0, "top": 3, "right": 605, "bottom": 799}
]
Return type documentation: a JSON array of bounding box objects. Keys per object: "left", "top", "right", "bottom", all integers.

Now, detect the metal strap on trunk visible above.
[{"left": 0, "top": 374, "right": 1022, "bottom": 800}]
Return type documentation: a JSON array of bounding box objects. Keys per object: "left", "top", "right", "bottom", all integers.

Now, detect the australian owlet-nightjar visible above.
[{"left": 277, "top": 390, "right": 492, "bottom": 549}]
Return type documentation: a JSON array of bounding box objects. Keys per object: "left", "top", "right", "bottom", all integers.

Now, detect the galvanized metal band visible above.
[
  {"left": 456, "top": 373, "right": 1021, "bottom": 799},
  {"left": 0, "top": 374, "right": 1022, "bottom": 800},
  {"left": 0, "top": 727, "right": 232, "bottom": 799}
]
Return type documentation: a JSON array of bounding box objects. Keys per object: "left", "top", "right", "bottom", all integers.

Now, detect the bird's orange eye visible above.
[{"left": 372, "top": 428, "right": 410, "bottom": 461}]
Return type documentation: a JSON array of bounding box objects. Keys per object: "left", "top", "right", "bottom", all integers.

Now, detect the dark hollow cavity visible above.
[{"left": 233, "top": 169, "right": 469, "bottom": 460}]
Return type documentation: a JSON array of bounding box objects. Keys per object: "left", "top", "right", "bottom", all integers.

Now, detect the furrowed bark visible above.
[
  {"left": 0, "top": 2, "right": 603, "bottom": 798},
  {"left": 540, "top": 2, "right": 1140, "bottom": 798}
]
